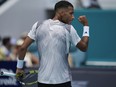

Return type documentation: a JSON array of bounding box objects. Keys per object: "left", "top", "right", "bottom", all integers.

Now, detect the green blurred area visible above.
[{"left": 72, "top": 10, "right": 116, "bottom": 62}]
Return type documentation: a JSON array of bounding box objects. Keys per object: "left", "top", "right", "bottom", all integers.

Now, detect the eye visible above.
[{"left": 70, "top": 12, "right": 74, "bottom": 15}]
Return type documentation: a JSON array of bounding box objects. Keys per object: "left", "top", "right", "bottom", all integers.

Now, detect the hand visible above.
[
  {"left": 16, "top": 68, "right": 24, "bottom": 80},
  {"left": 78, "top": 15, "right": 88, "bottom": 26}
]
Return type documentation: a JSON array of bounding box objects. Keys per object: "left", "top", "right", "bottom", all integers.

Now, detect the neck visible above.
[
  {"left": 53, "top": 16, "right": 59, "bottom": 20},
  {"left": 52, "top": 13, "right": 61, "bottom": 20}
]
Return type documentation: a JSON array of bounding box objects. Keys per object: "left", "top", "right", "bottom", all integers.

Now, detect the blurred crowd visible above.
[
  {"left": 55, "top": 0, "right": 101, "bottom": 9},
  {"left": 0, "top": 33, "right": 39, "bottom": 68},
  {"left": 79, "top": 0, "right": 101, "bottom": 9}
]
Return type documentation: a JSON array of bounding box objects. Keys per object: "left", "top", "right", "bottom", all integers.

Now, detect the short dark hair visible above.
[
  {"left": 54, "top": 1, "right": 73, "bottom": 12},
  {"left": 2, "top": 37, "right": 10, "bottom": 46}
]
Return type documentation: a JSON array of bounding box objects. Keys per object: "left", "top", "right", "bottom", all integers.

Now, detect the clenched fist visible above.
[{"left": 78, "top": 15, "right": 88, "bottom": 26}]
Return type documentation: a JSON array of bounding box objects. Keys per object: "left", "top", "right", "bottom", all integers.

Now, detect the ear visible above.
[{"left": 59, "top": 9, "right": 65, "bottom": 17}]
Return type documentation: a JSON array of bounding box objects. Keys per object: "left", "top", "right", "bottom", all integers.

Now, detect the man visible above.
[{"left": 16, "top": 1, "right": 89, "bottom": 87}]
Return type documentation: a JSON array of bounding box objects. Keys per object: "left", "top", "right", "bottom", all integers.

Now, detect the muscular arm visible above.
[
  {"left": 16, "top": 36, "right": 34, "bottom": 75},
  {"left": 76, "top": 36, "right": 89, "bottom": 52},
  {"left": 18, "top": 36, "right": 34, "bottom": 60},
  {"left": 76, "top": 15, "right": 89, "bottom": 52},
  {"left": 16, "top": 22, "right": 37, "bottom": 74}
]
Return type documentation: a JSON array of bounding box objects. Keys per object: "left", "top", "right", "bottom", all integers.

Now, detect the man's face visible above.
[{"left": 61, "top": 6, "right": 74, "bottom": 24}]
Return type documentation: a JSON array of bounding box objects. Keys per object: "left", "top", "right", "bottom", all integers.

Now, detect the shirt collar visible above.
[{"left": 49, "top": 19, "right": 71, "bottom": 31}]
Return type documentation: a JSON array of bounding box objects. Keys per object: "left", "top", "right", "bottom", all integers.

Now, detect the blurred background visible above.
[{"left": 0, "top": 0, "right": 116, "bottom": 87}]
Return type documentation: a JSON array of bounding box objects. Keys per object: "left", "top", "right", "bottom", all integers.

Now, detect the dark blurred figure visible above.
[
  {"left": 0, "top": 36, "right": 14, "bottom": 60},
  {"left": 0, "top": 0, "right": 7, "bottom": 6},
  {"left": 88, "top": 0, "right": 101, "bottom": 9},
  {"left": 81, "top": 0, "right": 101, "bottom": 9}
]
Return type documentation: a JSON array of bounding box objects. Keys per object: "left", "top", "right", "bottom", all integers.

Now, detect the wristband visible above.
[
  {"left": 17, "top": 59, "right": 24, "bottom": 68},
  {"left": 82, "top": 26, "right": 89, "bottom": 37}
]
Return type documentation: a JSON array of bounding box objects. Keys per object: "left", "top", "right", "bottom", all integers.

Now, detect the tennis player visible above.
[{"left": 16, "top": 1, "right": 89, "bottom": 87}]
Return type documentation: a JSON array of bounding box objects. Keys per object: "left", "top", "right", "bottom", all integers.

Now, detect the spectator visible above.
[
  {"left": 0, "top": 36, "right": 15, "bottom": 61},
  {"left": 81, "top": 0, "right": 101, "bottom": 9}
]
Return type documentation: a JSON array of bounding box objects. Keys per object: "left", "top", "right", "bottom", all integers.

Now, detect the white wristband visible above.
[
  {"left": 17, "top": 60, "right": 24, "bottom": 68},
  {"left": 82, "top": 26, "right": 89, "bottom": 37}
]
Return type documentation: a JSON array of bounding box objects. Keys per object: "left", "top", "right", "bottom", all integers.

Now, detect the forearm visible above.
[
  {"left": 77, "top": 26, "right": 89, "bottom": 52},
  {"left": 81, "top": 26, "right": 89, "bottom": 48},
  {"left": 17, "top": 36, "right": 33, "bottom": 60},
  {"left": 18, "top": 46, "right": 27, "bottom": 60},
  {"left": 17, "top": 36, "right": 33, "bottom": 69},
  {"left": 17, "top": 46, "right": 27, "bottom": 69},
  {"left": 77, "top": 36, "right": 89, "bottom": 51},
  {"left": 81, "top": 36, "right": 89, "bottom": 46}
]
